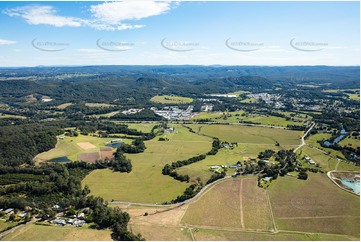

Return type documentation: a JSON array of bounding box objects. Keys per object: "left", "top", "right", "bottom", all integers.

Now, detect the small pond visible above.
[
  {"left": 340, "top": 179, "right": 360, "bottom": 194},
  {"left": 48, "top": 156, "right": 71, "bottom": 163},
  {"left": 105, "top": 142, "right": 123, "bottom": 149}
]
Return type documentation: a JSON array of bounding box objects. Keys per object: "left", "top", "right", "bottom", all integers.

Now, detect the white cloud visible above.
[
  {"left": 3, "top": 2, "right": 174, "bottom": 31},
  {"left": 90, "top": 1, "right": 171, "bottom": 24},
  {"left": 0, "top": 39, "right": 16, "bottom": 45},
  {"left": 3, "top": 5, "right": 82, "bottom": 27}
]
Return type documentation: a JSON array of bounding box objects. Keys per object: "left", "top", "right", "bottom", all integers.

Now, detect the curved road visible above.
[{"left": 293, "top": 122, "right": 315, "bottom": 153}]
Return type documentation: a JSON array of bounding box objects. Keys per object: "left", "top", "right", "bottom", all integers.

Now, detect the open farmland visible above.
[
  {"left": 181, "top": 178, "right": 272, "bottom": 230},
  {"left": 268, "top": 173, "right": 360, "bottom": 238},
  {"left": 0, "top": 224, "right": 111, "bottom": 241},
  {"left": 84, "top": 103, "right": 115, "bottom": 108},
  {"left": 339, "top": 136, "right": 360, "bottom": 149},
  {"left": 176, "top": 143, "right": 280, "bottom": 182},
  {"left": 82, "top": 125, "right": 212, "bottom": 203},
  {"left": 126, "top": 123, "right": 156, "bottom": 133},
  {"left": 306, "top": 133, "right": 346, "bottom": 159},
  {"left": 192, "top": 228, "right": 353, "bottom": 241},
  {"left": 150, "top": 95, "right": 193, "bottom": 104},
  {"left": 298, "top": 146, "right": 338, "bottom": 171},
  {"left": 56, "top": 103, "right": 73, "bottom": 109},
  {"left": 127, "top": 175, "right": 358, "bottom": 241},
  {"left": 35, "top": 134, "right": 131, "bottom": 162},
  {"left": 186, "top": 124, "right": 301, "bottom": 146},
  {"left": 0, "top": 221, "right": 16, "bottom": 232}
]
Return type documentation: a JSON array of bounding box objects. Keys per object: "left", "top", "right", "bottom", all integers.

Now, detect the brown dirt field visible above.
[
  {"left": 269, "top": 173, "right": 360, "bottom": 218},
  {"left": 100, "top": 151, "right": 114, "bottom": 160},
  {"left": 78, "top": 152, "right": 100, "bottom": 163},
  {"left": 192, "top": 228, "right": 353, "bottom": 241},
  {"left": 132, "top": 205, "right": 189, "bottom": 226},
  {"left": 77, "top": 142, "right": 96, "bottom": 150},
  {"left": 129, "top": 224, "right": 192, "bottom": 241},
  {"left": 181, "top": 179, "right": 243, "bottom": 228},
  {"left": 269, "top": 173, "right": 360, "bottom": 238},
  {"left": 100, "top": 147, "right": 112, "bottom": 151},
  {"left": 276, "top": 216, "right": 360, "bottom": 238},
  {"left": 242, "top": 178, "right": 273, "bottom": 230}
]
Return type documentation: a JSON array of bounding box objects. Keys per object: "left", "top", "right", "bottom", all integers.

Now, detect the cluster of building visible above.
[
  {"left": 121, "top": 108, "right": 143, "bottom": 115},
  {"left": 151, "top": 106, "right": 194, "bottom": 120},
  {"left": 248, "top": 93, "right": 282, "bottom": 106},
  {"left": 305, "top": 156, "right": 316, "bottom": 165},
  {"left": 51, "top": 212, "right": 86, "bottom": 227}
]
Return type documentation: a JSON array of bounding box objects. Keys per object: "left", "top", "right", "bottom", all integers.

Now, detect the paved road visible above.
[{"left": 293, "top": 122, "right": 315, "bottom": 153}]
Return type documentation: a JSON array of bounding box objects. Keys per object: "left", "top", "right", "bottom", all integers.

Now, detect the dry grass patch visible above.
[
  {"left": 242, "top": 178, "right": 273, "bottom": 230},
  {"left": 181, "top": 178, "right": 244, "bottom": 228},
  {"left": 78, "top": 152, "right": 100, "bottom": 163},
  {"left": 1, "top": 223, "right": 111, "bottom": 241},
  {"left": 192, "top": 228, "right": 353, "bottom": 241},
  {"left": 130, "top": 224, "right": 192, "bottom": 241},
  {"left": 269, "top": 173, "right": 360, "bottom": 237},
  {"left": 77, "top": 142, "right": 97, "bottom": 150}
]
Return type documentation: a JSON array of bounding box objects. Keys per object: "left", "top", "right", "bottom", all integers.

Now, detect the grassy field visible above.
[
  {"left": 0, "top": 221, "right": 16, "bottom": 232},
  {"left": 83, "top": 125, "right": 212, "bottom": 203},
  {"left": 191, "top": 110, "right": 304, "bottom": 127},
  {"left": 339, "top": 136, "right": 360, "bottom": 149},
  {"left": 0, "top": 224, "right": 111, "bottom": 241},
  {"left": 56, "top": 103, "right": 73, "bottom": 109},
  {"left": 298, "top": 146, "right": 338, "bottom": 171},
  {"left": 337, "top": 161, "right": 360, "bottom": 172},
  {"left": 306, "top": 133, "right": 346, "bottom": 159},
  {"left": 126, "top": 123, "right": 156, "bottom": 133},
  {"left": 186, "top": 124, "right": 302, "bottom": 146},
  {"left": 35, "top": 134, "right": 131, "bottom": 162},
  {"left": 240, "top": 97, "right": 257, "bottom": 103},
  {"left": 177, "top": 143, "right": 280, "bottom": 182},
  {"left": 181, "top": 178, "right": 272, "bottom": 230},
  {"left": 150, "top": 95, "right": 193, "bottom": 104},
  {"left": 192, "top": 228, "right": 353, "bottom": 241},
  {"left": 130, "top": 224, "right": 192, "bottom": 241},
  {"left": 92, "top": 111, "right": 120, "bottom": 118},
  {"left": 85, "top": 103, "right": 115, "bottom": 108},
  {"left": 0, "top": 114, "right": 27, "bottom": 119},
  {"left": 268, "top": 173, "right": 360, "bottom": 238}
]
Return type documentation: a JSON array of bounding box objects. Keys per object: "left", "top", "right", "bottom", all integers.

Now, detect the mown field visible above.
[
  {"left": 268, "top": 173, "right": 360, "bottom": 238},
  {"left": 150, "top": 95, "right": 193, "bottom": 104},
  {"left": 0, "top": 224, "right": 111, "bottom": 241},
  {"left": 181, "top": 178, "right": 272, "bottom": 230},
  {"left": 83, "top": 125, "right": 212, "bottom": 203},
  {"left": 192, "top": 228, "right": 353, "bottom": 241},
  {"left": 191, "top": 110, "right": 305, "bottom": 127},
  {"left": 84, "top": 103, "right": 115, "bottom": 108},
  {"left": 36, "top": 134, "right": 132, "bottom": 162},
  {"left": 128, "top": 172, "right": 359, "bottom": 240},
  {"left": 186, "top": 124, "right": 302, "bottom": 146}
]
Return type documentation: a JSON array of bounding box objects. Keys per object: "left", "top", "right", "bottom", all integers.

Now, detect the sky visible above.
[{"left": 0, "top": 1, "right": 359, "bottom": 66}]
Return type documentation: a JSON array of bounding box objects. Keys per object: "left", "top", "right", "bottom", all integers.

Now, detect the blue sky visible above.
[{"left": 0, "top": 1, "right": 359, "bottom": 66}]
